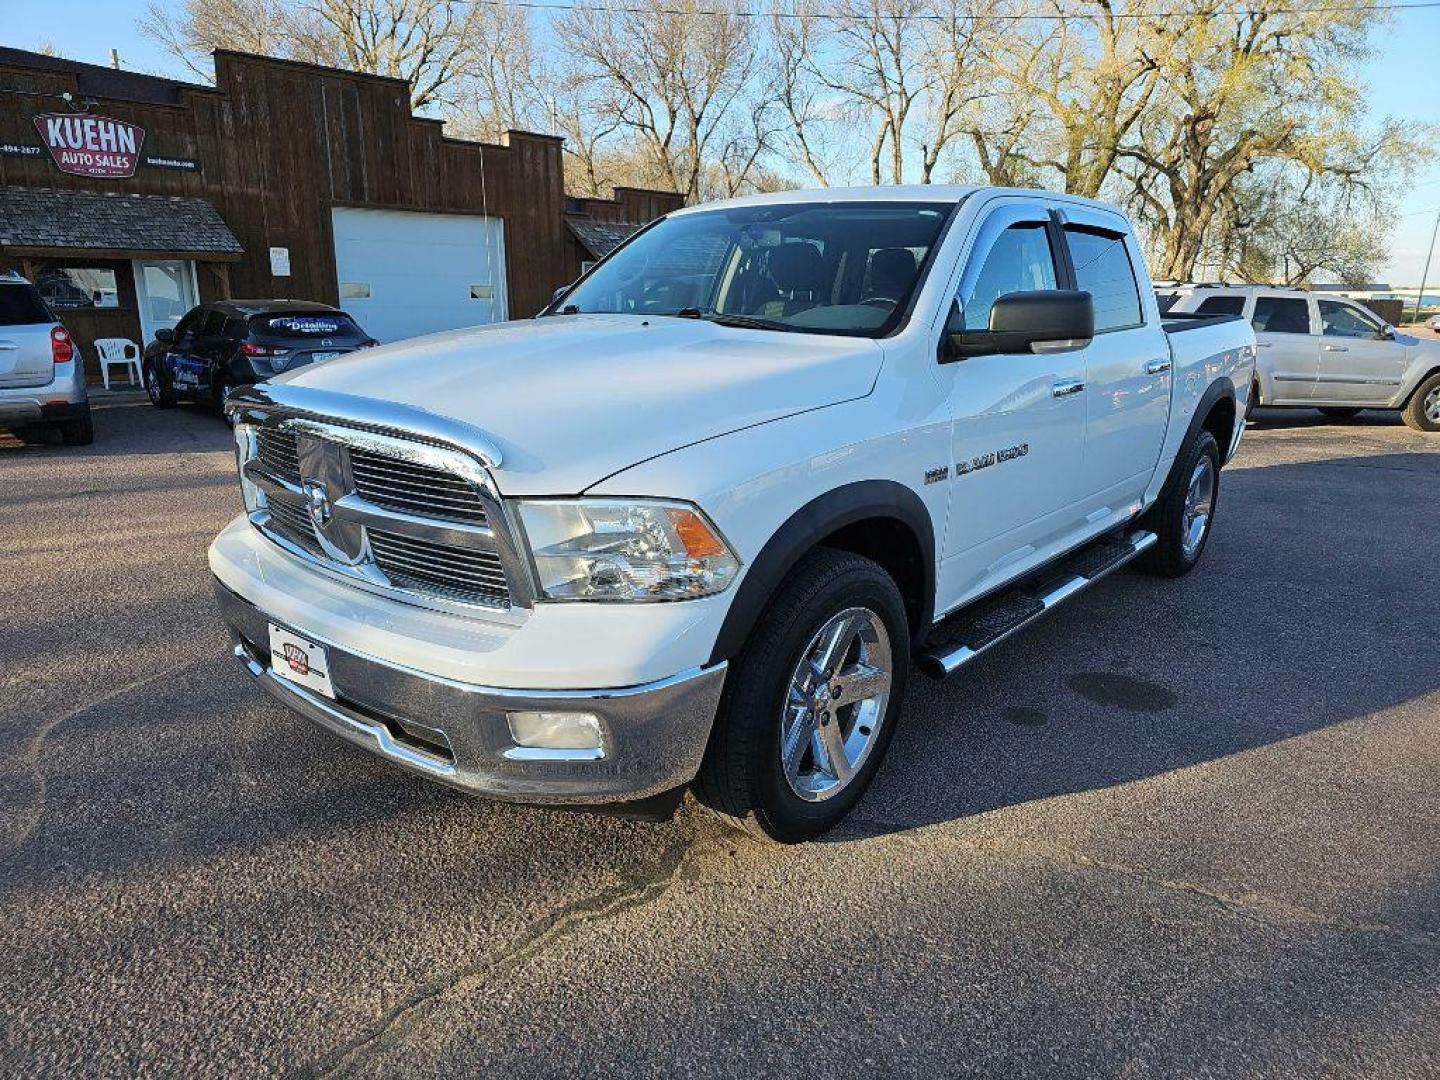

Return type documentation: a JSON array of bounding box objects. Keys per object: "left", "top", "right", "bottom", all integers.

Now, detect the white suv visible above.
[{"left": 1170, "top": 286, "right": 1440, "bottom": 431}]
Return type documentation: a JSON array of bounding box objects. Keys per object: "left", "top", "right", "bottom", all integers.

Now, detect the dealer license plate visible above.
[
  {"left": 311, "top": 351, "right": 341, "bottom": 364},
  {"left": 268, "top": 623, "right": 335, "bottom": 699}
]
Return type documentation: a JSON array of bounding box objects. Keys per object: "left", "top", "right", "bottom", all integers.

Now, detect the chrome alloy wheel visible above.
[
  {"left": 1425, "top": 386, "right": 1440, "bottom": 425},
  {"left": 1182, "top": 455, "right": 1216, "bottom": 560},
  {"left": 779, "top": 607, "right": 893, "bottom": 802}
]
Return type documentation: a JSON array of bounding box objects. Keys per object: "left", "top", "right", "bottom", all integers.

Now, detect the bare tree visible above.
[
  {"left": 1116, "top": 1, "right": 1396, "bottom": 279},
  {"left": 140, "top": 0, "right": 480, "bottom": 110},
  {"left": 139, "top": 0, "right": 301, "bottom": 82},
  {"left": 555, "top": 0, "right": 765, "bottom": 202}
]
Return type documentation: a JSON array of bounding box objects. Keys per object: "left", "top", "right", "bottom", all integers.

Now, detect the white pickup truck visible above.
[{"left": 212, "top": 186, "right": 1256, "bottom": 842}]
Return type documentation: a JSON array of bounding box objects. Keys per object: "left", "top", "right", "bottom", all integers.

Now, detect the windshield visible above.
[{"left": 553, "top": 201, "right": 955, "bottom": 337}]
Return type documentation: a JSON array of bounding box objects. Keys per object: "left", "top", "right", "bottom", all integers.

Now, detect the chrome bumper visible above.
[{"left": 215, "top": 580, "right": 727, "bottom": 803}]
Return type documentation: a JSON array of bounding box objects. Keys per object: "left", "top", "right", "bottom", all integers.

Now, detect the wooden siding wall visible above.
[{"left": 0, "top": 51, "right": 623, "bottom": 361}]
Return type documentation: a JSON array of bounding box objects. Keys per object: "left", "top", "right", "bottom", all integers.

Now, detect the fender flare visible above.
[
  {"left": 707, "top": 479, "right": 936, "bottom": 666},
  {"left": 1156, "top": 376, "right": 1236, "bottom": 507}
]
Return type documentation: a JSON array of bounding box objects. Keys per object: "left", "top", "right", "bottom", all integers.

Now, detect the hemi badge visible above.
[{"left": 924, "top": 466, "right": 950, "bottom": 485}]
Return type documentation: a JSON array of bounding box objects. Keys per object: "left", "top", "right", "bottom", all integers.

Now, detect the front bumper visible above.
[{"left": 215, "top": 580, "right": 728, "bottom": 803}]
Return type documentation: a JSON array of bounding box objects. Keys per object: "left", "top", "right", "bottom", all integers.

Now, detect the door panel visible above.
[
  {"left": 1062, "top": 224, "right": 1170, "bottom": 509},
  {"left": 1314, "top": 299, "right": 1409, "bottom": 403},
  {"left": 1250, "top": 296, "right": 1318, "bottom": 403},
  {"left": 937, "top": 206, "right": 1089, "bottom": 611}
]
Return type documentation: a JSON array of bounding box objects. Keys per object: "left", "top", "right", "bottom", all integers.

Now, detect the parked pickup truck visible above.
[
  {"left": 1169, "top": 285, "right": 1440, "bottom": 431},
  {"left": 212, "top": 187, "right": 1256, "bottom": 842}
]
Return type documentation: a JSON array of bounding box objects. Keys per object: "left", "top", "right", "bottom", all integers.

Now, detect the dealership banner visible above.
[{"left": 33, "top": 112, "right": 145, "bottom": 178}]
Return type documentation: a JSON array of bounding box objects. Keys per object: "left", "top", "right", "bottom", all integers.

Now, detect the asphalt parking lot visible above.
[{"left": 2, "top": 395, "right": 1437, "bottom": 1078}]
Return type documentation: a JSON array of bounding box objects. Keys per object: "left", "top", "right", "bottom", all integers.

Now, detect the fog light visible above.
[{"left": 507, "top": 710, "right": 604, "bottom": 752}]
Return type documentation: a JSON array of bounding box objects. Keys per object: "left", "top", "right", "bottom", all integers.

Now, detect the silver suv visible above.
[
  {"left": 0, "top": 272, "right": 92, "bottom": 445},
  {"left": 1170, "top": 285, "right": 1440, "bottom": 432}
]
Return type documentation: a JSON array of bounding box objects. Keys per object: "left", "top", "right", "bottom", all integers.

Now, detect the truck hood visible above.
[{"left": 273, "top": 314, "right": 883, "bottom": 494}]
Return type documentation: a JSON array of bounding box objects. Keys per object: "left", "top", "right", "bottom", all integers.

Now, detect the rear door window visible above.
[
  {"left": 0, "top": 283, "right": 54, "bottom": 325},
  {"left": 202, "top": 310, "right": 228, "bottom": 337},
  {"left": 1252, "top": 297, "right": 1310, "bottom": 334},
  {"left": 1063, "top": 227, "right": 1143, "bottom": 331},
  {"left": 1195, "top": 295, "right": 1245, "bottom": 316}
]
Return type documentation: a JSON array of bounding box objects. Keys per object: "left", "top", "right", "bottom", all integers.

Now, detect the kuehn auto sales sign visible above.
[{"left": 33, "top": 113, "right": 145, "bottom": 178}]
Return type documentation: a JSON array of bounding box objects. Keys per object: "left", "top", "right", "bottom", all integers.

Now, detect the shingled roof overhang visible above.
[
  {"left": 0, "top": 186, "right": 244, "bottom": 261},
  {"left": 565, "top": 217, "right": 642, "bottom": 260}
]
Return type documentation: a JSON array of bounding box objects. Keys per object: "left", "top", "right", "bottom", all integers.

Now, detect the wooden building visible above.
[{"left": 0, "top": 46, "right": 682, "bottom": 378}]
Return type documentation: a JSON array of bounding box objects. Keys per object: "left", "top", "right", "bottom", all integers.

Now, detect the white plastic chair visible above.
[{"left": 95, "top": 338, "right": 142, "bottom": 390}]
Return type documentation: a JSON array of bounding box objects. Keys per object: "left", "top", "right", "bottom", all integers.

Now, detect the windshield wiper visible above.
[{"left": 673, "top": 308, "right": 786, "bottom": 331}]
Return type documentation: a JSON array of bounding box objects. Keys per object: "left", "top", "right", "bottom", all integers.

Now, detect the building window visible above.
[
  {"left": 340, "top": 282, "right": 371, "bottom": 299},
  {"left": 36, "top": 266, "right": 120, "bottom": 310}
]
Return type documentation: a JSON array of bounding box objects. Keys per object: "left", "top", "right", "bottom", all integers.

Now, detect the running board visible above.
[{"left": 917, "top": 529, "right": 1157, "bottom": 679}]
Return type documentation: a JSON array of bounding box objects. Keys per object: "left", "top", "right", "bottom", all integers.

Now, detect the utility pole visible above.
[
  {"left": 110, "top": 48, "right": 120, "bottom": 70},
  {"left": 1414, "top": 209, "right": 1440, "bottom": 326}
]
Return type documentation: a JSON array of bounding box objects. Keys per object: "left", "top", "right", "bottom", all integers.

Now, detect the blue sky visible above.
[{"left": 7, "top": 0, "right": 1439, "bottom": 285}]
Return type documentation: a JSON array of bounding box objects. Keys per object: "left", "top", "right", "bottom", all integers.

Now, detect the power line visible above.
[{"left": 461, "top": 0, "right": 1440, "bottom": 20}]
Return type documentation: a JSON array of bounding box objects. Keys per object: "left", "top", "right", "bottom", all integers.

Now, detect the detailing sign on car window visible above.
[{"left": 269, "top": 317, "right": 343, "bottom": 335}]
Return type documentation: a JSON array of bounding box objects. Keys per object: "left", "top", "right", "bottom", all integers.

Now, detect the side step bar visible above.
[{"left": 917, "top": 529, "right": 1157, "bottom": 679}]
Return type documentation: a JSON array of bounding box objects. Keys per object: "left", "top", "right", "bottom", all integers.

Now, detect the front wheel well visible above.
[
  {"left": 1400, "top": 365, "right": 1440, "bottom": 406},
  {"left": 817, "top": 516, "right": 929, "bottom": 642}
]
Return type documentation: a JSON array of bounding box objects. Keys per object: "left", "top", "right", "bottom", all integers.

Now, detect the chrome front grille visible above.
[
  {"left": 255, "top": 428, "right": 301, "bottom": 484},
  {"left": 238, "top": 415, "right": 525, "bottom": 614},
  {"left": 264, "top": 496, "right": 323, "bottom": 556},
  {"left": 369, "top": 529, "right": 509, "bottom": 605},
  {"left": 349, "top": 447, "right": 488, "bottom": 524}
]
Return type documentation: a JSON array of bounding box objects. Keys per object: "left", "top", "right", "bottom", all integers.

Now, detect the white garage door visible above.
[{"left": 331, "top": 207, "right": 507, "bottom": 345}]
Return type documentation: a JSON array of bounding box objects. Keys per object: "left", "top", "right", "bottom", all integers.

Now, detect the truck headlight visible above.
[{"left": 515, "top": 499, "right": 740, "bottom": 601}]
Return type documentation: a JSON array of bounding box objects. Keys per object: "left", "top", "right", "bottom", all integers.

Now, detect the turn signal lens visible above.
[{"left": 516, "top": 499, "right": 740, "bottom": 602}]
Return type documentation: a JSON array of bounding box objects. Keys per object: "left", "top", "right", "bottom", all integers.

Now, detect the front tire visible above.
[
  {"left": 1141, "top": 428, "right": 1220, "bottom": 578},
  {"left": 694, "top": 549, "right": 910, "bottom": 843},
  {"left": 1401, "top": 372, "right": 1440, "bottom": 432},
  {"left": 144, "top": 362, "right": 175, "bottom": 408}
]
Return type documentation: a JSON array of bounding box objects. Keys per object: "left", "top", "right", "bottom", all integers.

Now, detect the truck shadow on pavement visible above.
[{"left": 837, "top": 449, "right": 1439, "bottom": 839}]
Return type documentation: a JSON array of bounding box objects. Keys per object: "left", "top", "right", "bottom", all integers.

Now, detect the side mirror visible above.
[
  {"left": 942, "top": 290, "right": 1095, "bottom": 362},
  {"left": 154, "top": 327, "right": 174, "bottom": 343}
]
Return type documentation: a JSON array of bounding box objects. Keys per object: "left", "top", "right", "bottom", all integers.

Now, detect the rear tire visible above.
[
  {"left": 693, "top": 549, "right": 910, "bottom": 843},
  {"left": 1141, "top": 428, "right": 1220, "bottom": 578},
  {"left": 1319, "top": 407, "right": 1363, "bottom": 420},
  {"left": 1401, "top": 373, "right": 1440, "bottom": 432},
  {"left": 144, "top": 362, "right": 175, "bottom": 408},
  {"left": 58, "top": 409, "right": 94, "bottom": 446}
]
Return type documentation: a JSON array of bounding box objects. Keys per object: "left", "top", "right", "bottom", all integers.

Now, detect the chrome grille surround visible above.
[{"left": 228, "top": 385, "right": 532, "bottom": 618}]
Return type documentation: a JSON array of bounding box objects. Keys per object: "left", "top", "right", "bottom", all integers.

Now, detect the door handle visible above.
[
  {"left": 0, "top": 343, "right": 18, "bottom": 351},
  {"left": 1144, "top": 358, "right": 1172, "bottom": 375},
  {"left": 1255, "top": 342, "right": 1272, "bottom": 348},
  {"left": 1051, "top": 378, "right": 1086, "bottom": 398},
  {"left": 1324, "top": 344, "right": 1349, "bottom": 352}
]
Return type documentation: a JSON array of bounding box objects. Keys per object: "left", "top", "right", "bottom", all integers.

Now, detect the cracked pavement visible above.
[{"left": 2, "top": 398, "right": 1438, "bottom": 1078}]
